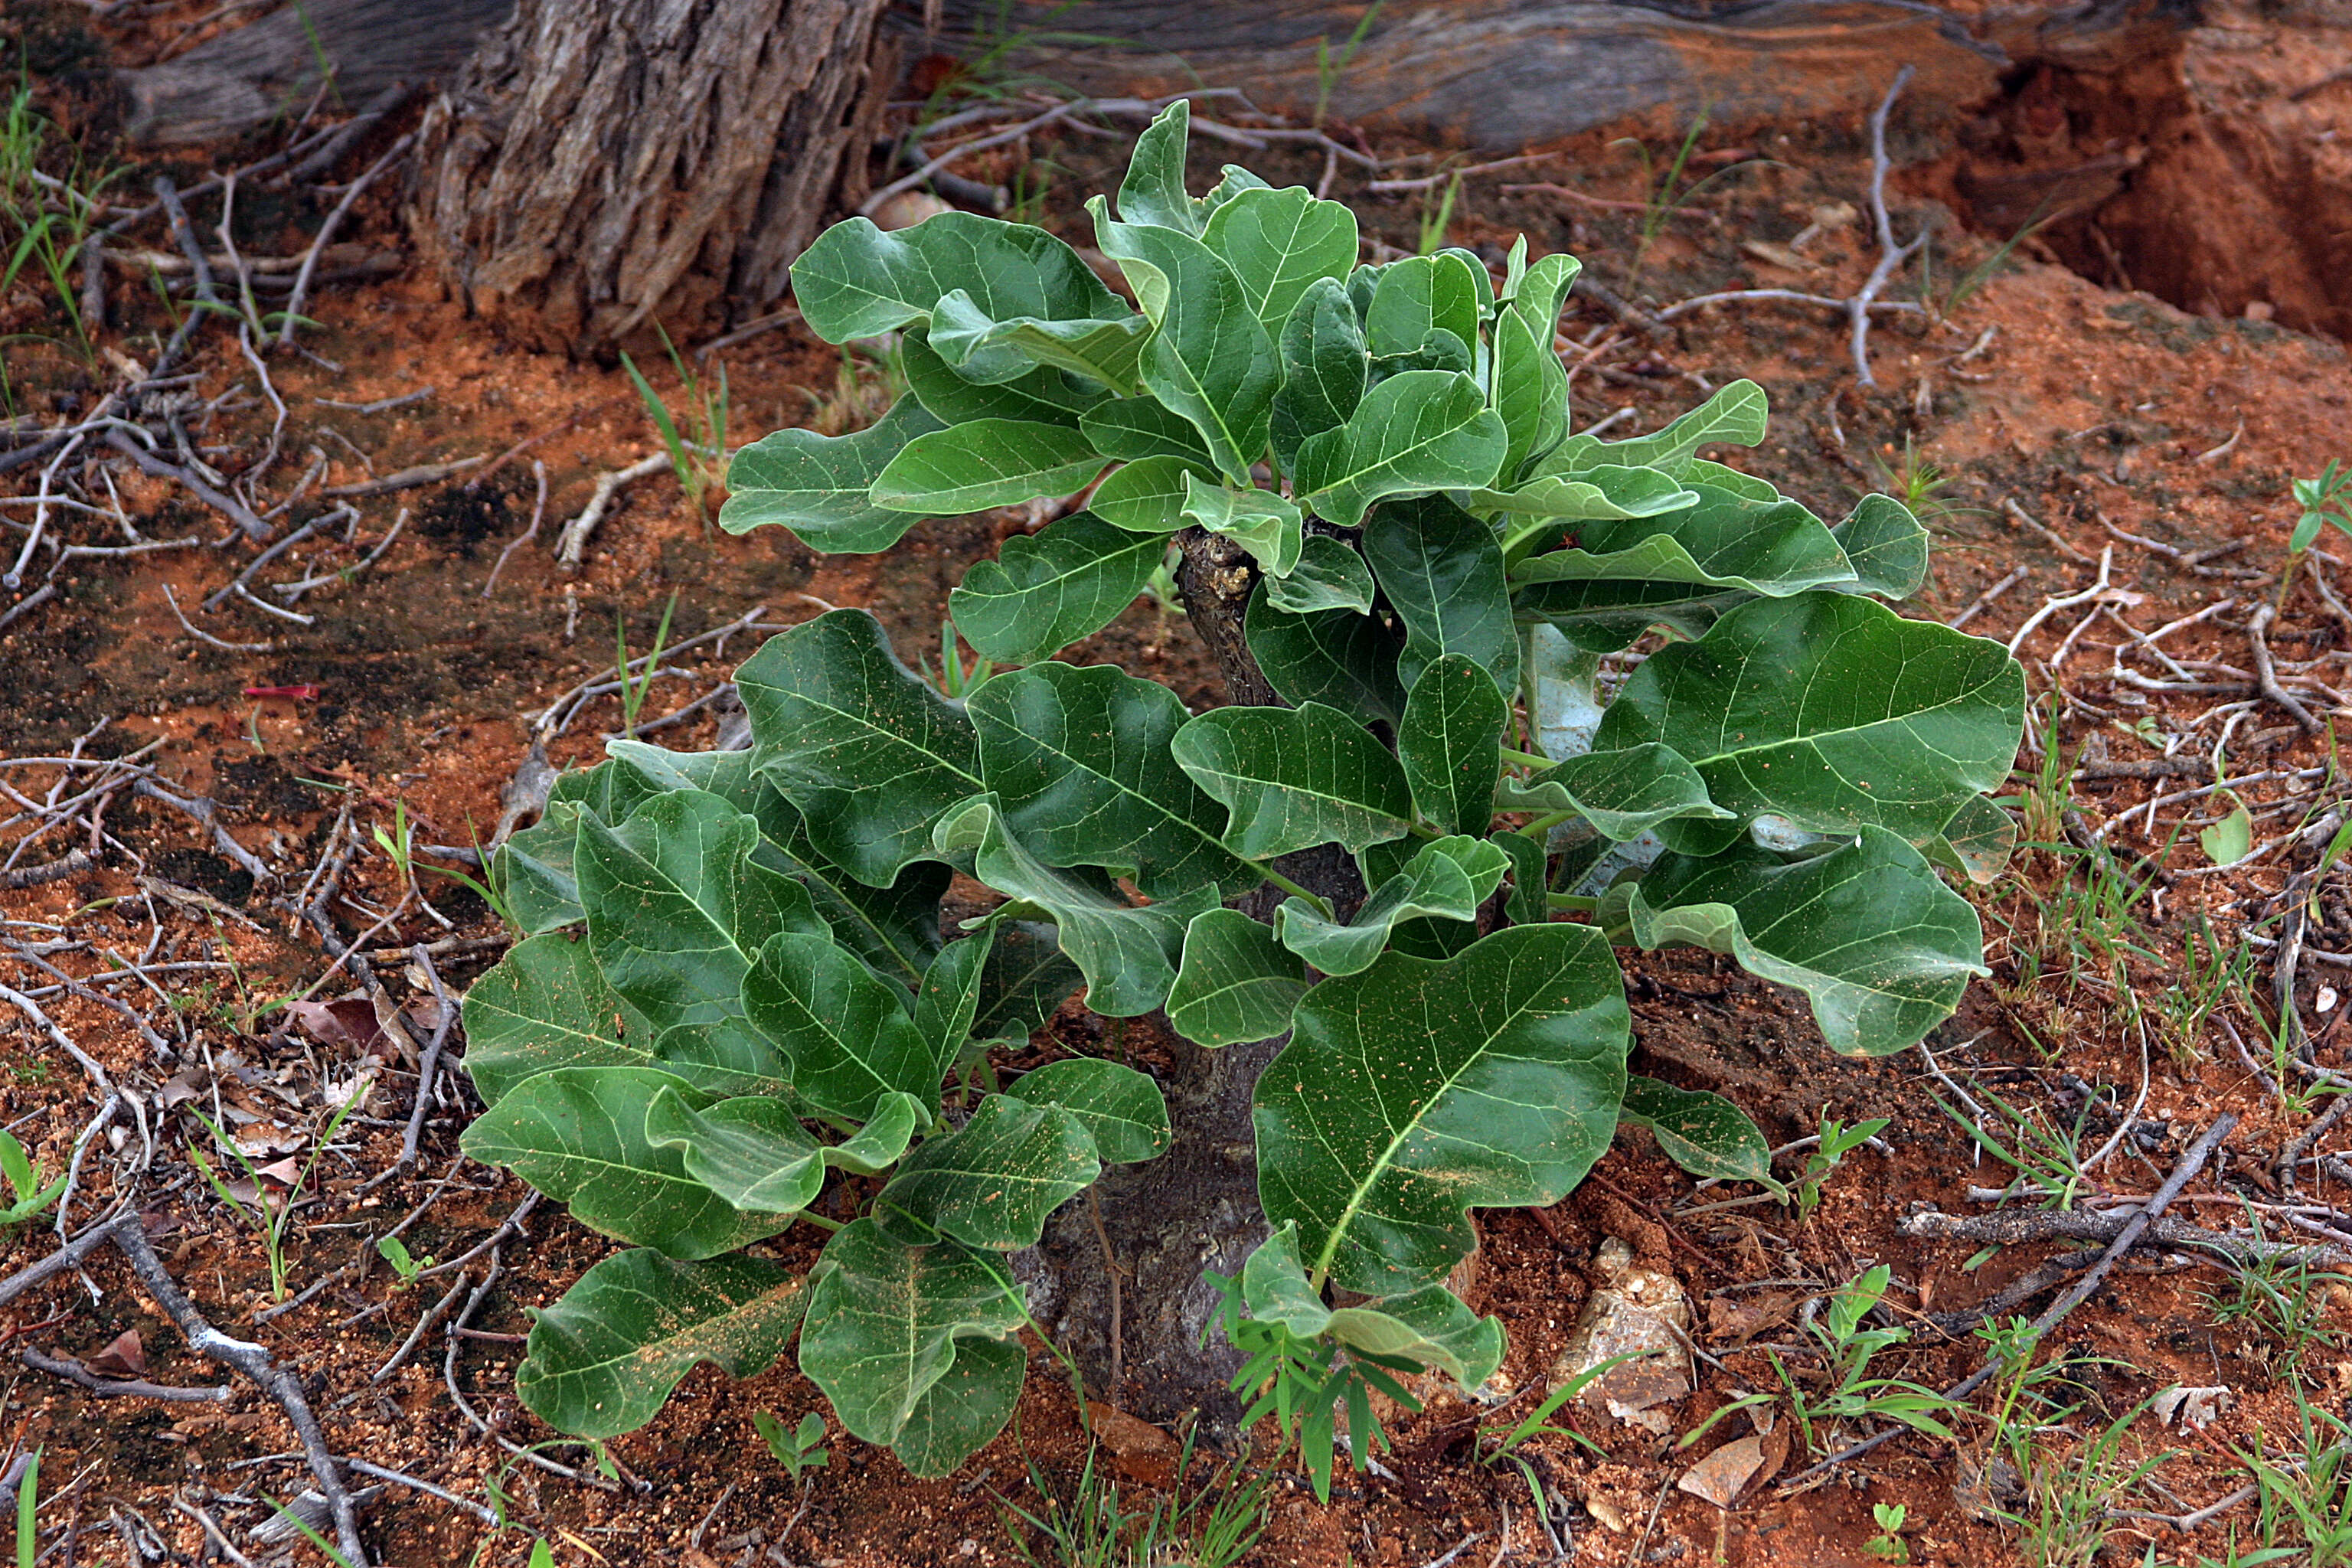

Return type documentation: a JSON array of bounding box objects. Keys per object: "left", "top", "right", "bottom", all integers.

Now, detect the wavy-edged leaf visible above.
[
  {"left": 1245, "top": 595, "right": 1406, "bottom": 727},
  {"left": 1367, "top": 326, "right": 1471, "bottom": 382},
  {"left": 743, "top": 931, "right": 939, "bottom": 1121},
  {"left": 1539, "top": 380, "right": 1769, "bottom": 479},
  {"left": 459, "top": 1067, "right": 793, "bottom": 1258},
  {"left": 871, "top": 418, "right": 1108, "bottom": 514},
  {"left": 1325, "top": 1283, "right": 1505, "bottom": 1391},
  {"left": 756, "top": 794, "right": 950, "bottom": 994},
  {"left": 1828, "top": 492, "right": 1929, "bottom": 599},
  {"left": 969, "top": 661, "right": 1251, "bottom": 898},
  {"left": 1928, "top": 794, "right": 2017, "bottom": 885},
  {"left": 1495, "top": 744, "right": 1733, "bottom": 841},
  {"left": 1592, "top": 594, "right": 2027, "bottom": 848},
  {"left": 1240, "top": 1223, "right": 1331, "bottom": 1337},
  {"left": 1079, "top": 397, "right": 1214, "bottom": 464},
  {"left": 1089, "top": 453, "right": 1204, "bottom": 534},
  {"left": 972, "top": 919, "right": 1085, "bottom": 1044},
  {"left": 1182, "top": 472, "right": 1302, "bottom": 577},
  {"left": 891, "top": 1334, "right": 1025, "bottom": 1478},
  {"left": 462, "top": 932, "right": 649, "bottom": 1106},
  {"left": 1090, "top": 199, "right": 1279, "bottom": 482},
  {"left": 1362, "top": 494, "right": 1519, "bottom": 693},
  {"left": 645, "top": 1086, "right": 923, "bottom": 1214},
  {"left": 1510, "top": 487, "right": 1857, "bottom": 606},
  {"left": 492, "top": 799, "right": 585, "bottom": 934},
  {"left": 928, "top": 292, "right": 1150, "bottom": 388},
  {"left": 1167, "top": 907, "right": 1308, "bottom": 1047},
  {"left": 913, "top": 930, "right": 994, "bottom": 1082},
  {"left": 1004, "top": 1057, "right": 1170, "bottom": 1163},
  {"left": 789, "top": 211, "right": 1129, "bottom": 353},
  {"left": 949, "top": 513, "right": 1165, "bottom": 664},
  {"left": 933, "top": 796, "right": 1212, "bottom": 1018},
  {"left": 1491, "top": 252, "right": 1580, "bottom": 483},
  {"left": 1116, "top": 100, "right": 1203, "bottom": 235},
  {"left": 577, "top": 789, "right": 824, "bottom": 1052},
  {"left": 798, "top": 1218, "right": 1024, "bottom": 1447},
  {"left": 1491, "top": 830, "right": 1547, "bottom": 928},
  {"left": 1364, "top": 253, "right": 1482, "bottom": 360},
  {"left": 1202, "top": 184, "right": 1359, "bottom": 334},
  {"left": 720, "top": 396, "right": 946, "bottom": 551},
  {"left": 1256, "top": 923, "right": 1628, "bottom": 1295},
  {"left": 1265, "top": 534, "right": 1375, "bottom": 615},
  {"left": 1275, "top": 835, "right": 1507, "bottom": 977},
  {"left": 901, "top": 326, "right": 1106, "bottom": 427},
  {"left": 1295, "top": 371, "right": 1506, "bottom": 529},
  {"left": 876, "top": 1094, "right": 1099, "bottom": 1248},
  {"left": 1628, "top": 828, "right": 1987, "bottom": 1056},
  {"left": 1270, "top": 276, "right": 1367, "bottom": 472},
  {"left": 1468, "top": 465, "right": 1697, "bottom": 525},
  {"left": 1398, "top": 654, "right": 1507, "bottom": 836},
  {"left": 1171, "top": 701, "right": 1413, "bottom": 858},
  {"left": 1620, "top": 1076, "right": 1779, "bottom": 1189},
  {"left": 740, "top": 609, "right": 985, "bottom": 888},
  {"left": 517, "top": 1250, "right": 805, "bottom": 1440}
]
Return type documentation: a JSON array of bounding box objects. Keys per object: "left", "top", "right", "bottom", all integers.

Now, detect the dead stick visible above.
[
  {"left": 1850, "top": 66, "right": 1919, "bottom": 387},
  {"left": 279, "top": 132, "right": 413, "bottom": 351},
  {"left": 19, "top": 1345, "right": 230, "bottom": 1403}
]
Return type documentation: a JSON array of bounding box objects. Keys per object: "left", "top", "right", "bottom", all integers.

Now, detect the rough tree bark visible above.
[{"left": 404, "top": 0, "right": 895, "bottom": 355}]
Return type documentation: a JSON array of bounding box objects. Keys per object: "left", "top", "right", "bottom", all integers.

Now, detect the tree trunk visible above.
[{"left": 405, "top": 0, "right": 894, "bottom": 356}]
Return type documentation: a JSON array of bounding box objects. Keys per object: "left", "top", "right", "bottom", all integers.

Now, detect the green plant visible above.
[
  {"left": 1765, "top": 1266, "right": 1956, "bottom": 1456},
  {"left": 2205, "top": 1228, "right": 2344, "bottom": 1375},
  {"left": 0, "top": 1130, "right": 64, "bottom": 1227},
  {"left": 1788, "top": 1112, "right": 1887, "bottom": 1217},
  {"left": 995, "top": 1426, "right": 1269, "bottom": 1568},
  {"left": 616, "top": 591, "right": 681, "bottom": 734},
  {"left": 377, "top": 1234, "right": 432, "bottom": 1285},
  {"left": 2236, "top": 1386, "right": 2352, "bottom": 1568},
  {"left": 0, "top": 85, "right": 113, "bottom": 365},
  {"left": 14, "top": 1448, "right": 35, "bottom": 1568},
  {"left": 622, "top": 326, "right": 731, "bottom": 515},
  {"left": 2283, "top": 460, "right": 2352, "bottom": 609},
  {"left": 1416, "top": 171, "right": 1462, "bottom": 256},
  {"left": 1611, "top": 112, "right": 1752, "bottom": 289},
  {"left": 1994, "top": 1394, "right": 2169, "bottom": 1568},
  {"left": 753, "top": 1410, "right": 831, "bottom": 1481},
  {"left": 191, "top": 1088, "right": 368, "bottom": 1300},
  {"left": 1312, "top": 2, "right": 1385, "bottom": 129},
  {"left": 1867, "top": 1502, "right": 1909, "bottom": 1563},
  {"left": 1942, "top": 204, "right": 2052, "bottom": 318},
  {"left": 453, "top": 102, "right": 2024, "bottom": 1485}
]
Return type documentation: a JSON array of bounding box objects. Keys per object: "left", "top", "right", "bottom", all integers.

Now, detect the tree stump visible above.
[{"left": 405, "top": 0, "right": 895, "bottom": 356}]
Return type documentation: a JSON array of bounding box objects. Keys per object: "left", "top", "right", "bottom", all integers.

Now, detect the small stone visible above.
[{"left": 1547, "top": 1236, "right": 1691, "bottom": 1434}]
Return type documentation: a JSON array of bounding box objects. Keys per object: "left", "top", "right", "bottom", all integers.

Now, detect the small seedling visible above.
[
  {"left": 1311, "top": 2, "right": 1385, "bottom": 128},
  {"left": 0, "top": 1130, "right": 64, "bottom": 1227},
  {"left": 1788, "top": 1112, "right": 1888, "bottom": 1217},
  {"left": 191, "top": 1086, "right": 368, "bottom": 1301},
  {"left": 923, "top": 618, "right": 995, "bottom": 700},
  {"left": 376, "top": 1234, "right": 433, "bottom": 1286},
  {"left": 13, "top": 1447, "right": 37, "bottom": 1568},
  {"left": 753, "top": 1410, "right": 830, "bottom": 1483},
  {"left": 1867, "top": 1502, "right": 1909, "bottom": 1563},
  {"left": 1416, "top": 171, "right": 1462, "bottom": 256},
  {"left": 616, "top": 590, "right": 681, "bottom": 734},
  {"left": 622, "top": 325, "right": 730, "bottom": 515}
]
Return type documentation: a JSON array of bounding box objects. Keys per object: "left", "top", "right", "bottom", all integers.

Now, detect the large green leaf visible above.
[
  {"left": 1509, "top": 486, "right": 1859, "bottom": 598},
  {"left": 871, "top": 419, "right": 1109, "bottom": 514},
  {"left": 1255, "top": 923, "right": 1630, "bottom": 1295},
  {"left": 1089, "top": 454, "right": 1204, "bottom": 534},
  {"left": 743, "top": 931, "right": 939, "bottom": 1121},
  {"left": 1182, "top": 473, "right": 1303, "bottom": 577},
  {"left": 1003, "top": 1057, "right": 1170, "bottom": 1163},
  {"left": 1294, "top": 371, "right": 1506, "bottom": 529},
  {"left": 1362, "top": 495, "right": 1520, "bottom": 693},
  {"left": 798, "top": 1218, "right": 1025, "bottom": 1447},
  {"left": 754, "top": 792, "right": 949, "bottom": 992},
  {"left": 948, "top": 514, "right": 1164, "bottom": 662},
  {"left": 517, "top": 1250, "right": 805, "bottom": 1440},
  {"left": 928, "top": 292, "right": 1149, "bottom": 389},
  {"left": 459, "top": 1067, "right": 794, "bottom": 1258},
  {"left": 1240, "top": 1223, "right": 1332, "bottom": 1337},
  {"left": 1089, "top": 199, "right": 1279, "bottom": 482},
  {"left": 972, "top": 920, "right": 1085, "bottom": 1045},
  {"left": 933, "top": 796, "right": 1211, "bottom": 1018},
  {"left": 1201, "top": 185, "right": 1359, "bottom": 334},
  {"left": 890, "top": 1334, "right": 1025, "bottom": 1478},
  {"left": 1496, "top": 744, "right": 1733, "bottom": 841},
  {"left": 1397, "top": 654, "right": 1507, "bottom": 836},
  {"left": 1620, "top": 1076, "right": 1779, "bottom": 1190},
  {"left": 913, "top": 929, "right": 993, "bottom": 1082},
  {"left": 1629, "top": 828, "right": 1988, "bottom": 1055},
  {"left": 1116, "top": 100, "right": 1204, "bottom": 235},
  {"left": 968, "top": 661, "right": 1251, "bottom": 898},
  {"left": 491, "top": 799, "right": 585, "bottom": 935},
  {"left": 1828, "top": 492, "right": 1929, "bottom": 599},
  {"left": 645, "top": 1086, "right": 923, "bottom": 1213},
  {"left": 1166, "top": 907, "right": 1309, "bottom": 1047},
  {"left": 875, "top": 1094, "right": 1100, "bottom": 1249},
  {"left": 1171, "top": 701, "right": 1413, "bottom": 858},
  {"left": 1538, "top": 380, "right": 1769, "bottom": 479},
  {"left": 1264, "top": 534, "right": 1376, "bottom": 615},
  {"left": 1468, "top": 465, "right": 1698, "bottom": 526},
  {"left": 1270, "top": 276, "right": 1367, "bottom": 472},
  {"left": 740, "top": 609, "right": 985, "bottom": 887},
  {"left": 719, "top": 397, "right": 946, "bottom": 552},
  {"left": 1245, "top": 595, "right": 1407, "bottom": 727},
  {"left": 1592, "top": 594, "right": 2027, "bottom": 847},
  {"left": 462, "top": 932, "right": 649, "bottom": 1107},
  {"left": 900, "top": 325, "right": 1106, "bottom": 428},
  {"left": 1274, "top": 835, "right": 1508, "bottom": 977},
  {"left": 789, "top": 211, "right": 1130, "bottom": 361},
  {"left": 1079, "top": 398, "right": 1214, "bottom": 465},
  {"left": 1364, "top": 254, "right": 1482, "bottom": 360},
  {"left": 577, "top": 788, "right": 823, "bottom": 1044},
  {"left": 1490, "top": 251, "right": 1580, "bottom": 483}
]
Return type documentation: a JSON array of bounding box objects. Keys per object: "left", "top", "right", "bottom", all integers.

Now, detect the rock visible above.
[
  {"left": 871, "top": 191, "right": 952, "bottom": 231},
  {"left": 1547, "top": 1236, "right": 1691, "bottom": 1435}
]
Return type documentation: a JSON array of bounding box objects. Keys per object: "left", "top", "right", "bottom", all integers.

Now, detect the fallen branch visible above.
[
  {"left": 20, "top": 1345, "right": 230, "bottom": 1403},
  {"left": 279, "top": 132, "right": 414, "bottom": 351},
  {"left": 102, "top": 429, "right": 270, "bottom": 542},
  {"left": 554, "top": 451, "right": 671, "bottom": 568},
  {"left": 1851, "top": 66, "right": 1923, "bottom": 388},
  {"left": 2248, "top": 603, "right": 2321, "bottom": 732}
]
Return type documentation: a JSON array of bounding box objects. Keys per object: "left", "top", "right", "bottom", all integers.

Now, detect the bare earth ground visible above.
[{"left": 5, "top": 2, "right": 2352, "bottom": 1564}]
